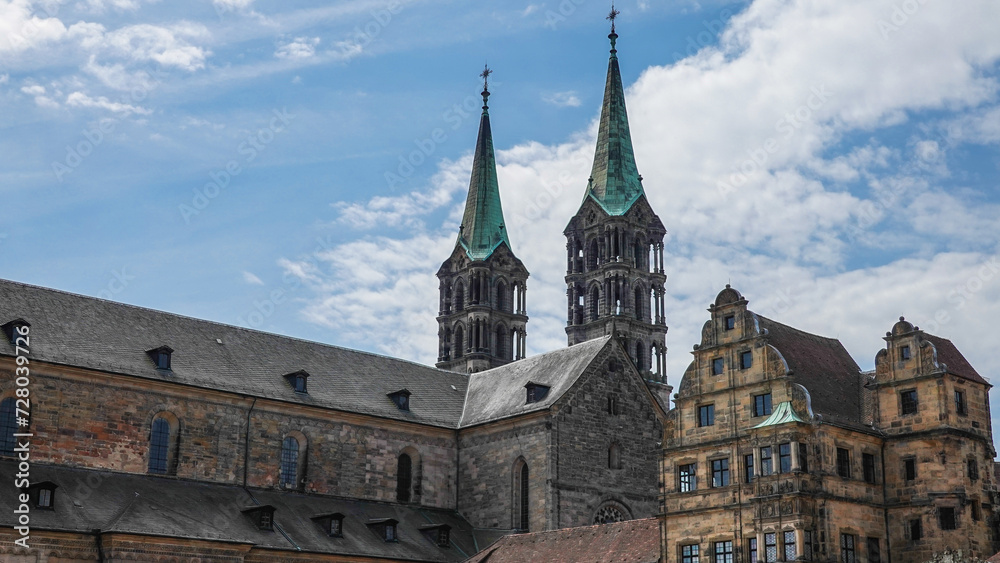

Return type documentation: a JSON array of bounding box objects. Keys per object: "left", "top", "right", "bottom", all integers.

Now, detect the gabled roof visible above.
[
  {"left": 582, "top": 30, "right": 645, "bottom": 216},
  {"left": 757, "top": 315, "right": 864, "bottom": 426},
  {"left": 459, "top": 337, "right": 611, "bottom": 427},
  {"left": 922, "top": 333, "right": 989, "bottom": 385},
  {"left": 0, "top": 278, "right": 468, "bottom": 428},
  {"left": 463, "top": 518, "right": 660, "bottom": 563},
  {"left": 456, "top": 86, "right": 511, "bottom": 261},
  {"left": 0, "top": 461, "right": 479, "bottom": 561},
  {"left": 752, "top": 401, "right": 806, "bottom": 429}
]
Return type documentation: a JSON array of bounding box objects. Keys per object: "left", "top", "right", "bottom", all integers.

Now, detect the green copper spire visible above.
[
  {"left": 584, "top": 10, "right": 645, "bottom": 216},
  {"left": 457, "top": 66, "right": 511, "bottom": 261}
]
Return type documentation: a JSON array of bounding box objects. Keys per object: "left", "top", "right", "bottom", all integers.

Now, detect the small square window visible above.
[
  {"left": 740, "top": 351, "right": 752, "bottom": 370},
  {"left": 900, "top": 390, "right": 918, "bottom": 415},
  {"left": 901, "top": 345, "right": 911, "bottom": 360},
  {"left": 904, "top": 458, "right": 916, "bottom": 481},
  {"left": 698, "top": 404, "right": 715, "bottom": 427},
  {"left": 712, "top": 357, "right": 724, "bottom": 375},
  {"left": 753, "top": 393, "right": 772, "bottom": 417},
  {"left": 939, "top": 508, "right": 956, "bottom": 530},
  {"left": 724, "top": 315, "right": 735, "bottom": 330}
]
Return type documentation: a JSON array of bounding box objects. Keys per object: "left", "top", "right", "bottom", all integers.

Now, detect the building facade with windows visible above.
[{"left": 660, "top": 285, "right": 999, "bottom": 563}]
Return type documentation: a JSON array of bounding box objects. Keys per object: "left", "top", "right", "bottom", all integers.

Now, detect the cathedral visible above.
[{"left": 2, "top": 15, "right": 998, "bottom": 563}]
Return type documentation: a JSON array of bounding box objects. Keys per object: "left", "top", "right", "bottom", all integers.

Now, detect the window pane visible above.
[
  {"left": 682, "top": 544, "right": 701, "bottom": 563},
  {"left": 744, "top": 454, "right": 754, "bottom": 483},
  {"left": 867, "top": 538, "right": 880, "bottom": 563},
  {"left": 712, "top": 459, "right": 730, "bottom": 487},
  {"left": 680, "top": 463, "right": 697, "bottom": 492},
  {"left": 1, "top": 398, "right": 20, "bottom": 456},
  {"left": 783, "top": 531, "right": 796, "bottom": 561},
  {"left": 699, "top": 405, "right": 715, "bottom": 427},
  {"left": 748, "top": 538, "right": 757, "bottom": 563},
  {"left": 280, "top": 436, "right": 300, "bottom": 488},
  {"left": 836, "top": 448, "right": 851, "bottom": 478},
  {"left": 841, "top": 533, "right": 856, "bottom": 563},
  {"left": 779, "top": 443, "right": 792, "bottom": 473},
  {"left": 863, "top": 453, "right": 876, "bottom": 484},
  {"left": 760, "top": 447, "right": 773, "bottom": 476},
  {"left": 714, "top": 541, "right": 733, "bottom": 563},
  {"left": 148, "top": 417, "right": 170, "bottom": 474},
  {"left": 764, "top": 533, "right": 777, "bottom": 563}
]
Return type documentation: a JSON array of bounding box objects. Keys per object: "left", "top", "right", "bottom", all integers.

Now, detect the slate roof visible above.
[
  {"left": 459, "top": 337, "right": 611, "bottom": 427},
  {"left": 462, "top": 518, "right": 661, "bottom": 563},
  {"left": 757, "top": 315, "right": 865, "bottom": 427},
  {"left": 0, "top": 278, "right": 468, "bottom": 428},
  {"left": 0, "top": 461, "right": 479, "bottom": 561},
  {"left": 923, "top": 333, "right": 989, "bottom": 385}
]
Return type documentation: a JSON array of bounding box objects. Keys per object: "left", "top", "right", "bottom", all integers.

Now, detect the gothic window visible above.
[
  {"left": 279, "top": 435, "right": 305, "bottom": 489},
  {"left": 588, "top": 239, "right": 599, "bottom": 270},
  {"left": 840, "top": 533, "right": 856, "bottom": 563},
  {"left": 1, "top": 397, "right": 19, "bottom": 456},
  {"left": 593, "top": 504, "right": 627, "bottom": 524},
  {"left": 148, "top": 412, "right": 179, "bottom": 475},
  {"left": 397, "top": 453, "right": 413, "bottom": 502},
  {"left": 634, "top": 341, "right": 644, "bottom": 370},
  {"left": 608, "top": 443, "right": 622, "bottom": 470},
  {"left": 590, "top": 286, "right": 600, "bottom": 321},
  {"left": 495, "top": 325, "right": 507, "bottom": 360},
  {"left": 753, "top": 393, "right": 772, "bottom": 417},
  {"left": 454, "top": 326, "right": 465, "bottom": 358},
  {"left": 634, "top": 287, "right": 643, "bottom": 320},
  {"left": 454, "top": 280, "right": 465, "bottom": 311},
  {"left": 836, "top": 448, "right": 851, "bottom": 478},
  {"left": 496, "top": 281, "right": 507, "bottom": 312},
  {"left": 513, "top": 458, "right": 529, "bottom": 531}
]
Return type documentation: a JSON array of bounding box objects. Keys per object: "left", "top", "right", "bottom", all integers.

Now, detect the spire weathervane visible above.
[{"left": 480, "top": 64, "right": 493, "bottom": 109}]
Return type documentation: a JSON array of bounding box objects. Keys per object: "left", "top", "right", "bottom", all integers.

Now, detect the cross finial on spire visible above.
[
  {"left": 480, "top": 64, "right": 492, "bottom": 109},
  {"left": 607, "top": 3, "right": 620, "bottom": 33}
]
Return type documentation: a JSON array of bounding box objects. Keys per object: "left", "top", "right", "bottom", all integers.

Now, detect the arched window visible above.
[
  {"left": 279, "top": 436, "right": 301, "bottom": 488},
  {"left": 148, "top": 412, "right": 179, "bottom": 475},
  {"left": 634, "top": 287, "right": 644, "bottom": 320},
  {"left": 454, "top": 280, "right": 465, "bottom": 311},
  {"left": 496, "top": 325, "right": 508, "bottom": 360},
  {"left": 497, "top": 281, "right": 507, "bottom": 312},
  {"left": 609, "top": 443, "right": 622, "bottom": 470},
  {"left": 454, "top": 325, "right": 465, "bottom": 358},
  {"left": 513, "top": 458, "right": 529, "bottom": 531},
  {"left": 400, "top": 447, "right": 423, "bottom": 503},
  {"left": 588, "top": 239, "right": 599, "bottom": 270},
  {"left": 590, "top": 286, "right": 600, "bottom": 321},
  {"left": 635, "top": 341, "right": 644, "bottom": 371},
  {"left": 1, "top": 397, "right": 20, "bottom": 456},
  {"left": 633, "top": 241, "right": 643, "bottom": 268}
]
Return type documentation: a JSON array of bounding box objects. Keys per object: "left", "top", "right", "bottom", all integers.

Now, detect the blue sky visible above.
[{"left": 3, "top": 0, "right": 1000, "bottom": 441}]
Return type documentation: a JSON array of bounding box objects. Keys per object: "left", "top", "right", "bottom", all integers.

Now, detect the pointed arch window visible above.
[
  {"left": 454, "top": 280, "right": 465, "bottom": 311},
  {"left": 608, "top": 443, "right": 622, "bottom": 470},
  {"left": 634, "top": 341, "right": 644, "bottom": 371},
  {"left": 454, "top": 325, "right": 465, "bottom": 359},
  {"left": 397, "top": 453, "right": 413, "bottom": 502},
  {"left": 634, "top": 287, "right": 643, "bottom": 320},
  {"left": 513, "top": 458, "right": 530, "bottom": 531},
  {"left": 496, "top": 281, "right": 507, "bottom": 312},
  {"left": 496, "top": 325, "right": 508, "bottom": 360},
  {"left": 1, "top": 397, "right": 21, "bottom": 457},
  {"left": 590, "top": 286, "right": 600, "bottom": 321}
]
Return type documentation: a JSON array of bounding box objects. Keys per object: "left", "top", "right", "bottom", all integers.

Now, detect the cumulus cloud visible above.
[
  {"left": 542, "top": 90, "right": 582, "bottom": 107},
  {"left": 21, "top": 83, "right": 59, "bottom": 108},
  {"left": 275, "top": 36, "right": 321, "bottom": 59},
  {"left": 0, "top": 0, "right": 68, "bottom": 53},
  {"left": 99, "top": 23, "right": 210, "bottom": 71},
  {"left": 66, "top": 91, "right": 151, "bottom": 114},
  {"left": 281, "top": 0, "right": 1000, "bottom": 384}
]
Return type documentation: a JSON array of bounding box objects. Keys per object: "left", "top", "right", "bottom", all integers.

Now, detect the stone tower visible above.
[
  {"left": 563, "top": 23, "right": 668, "bottom": 384},
  {"left": 436, "top": 70, "right": 529, "bottom": 373}
]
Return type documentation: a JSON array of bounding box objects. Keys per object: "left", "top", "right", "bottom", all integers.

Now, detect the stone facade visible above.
[{"left": 661, "top": 286, "right": 999, "bottom": 563}]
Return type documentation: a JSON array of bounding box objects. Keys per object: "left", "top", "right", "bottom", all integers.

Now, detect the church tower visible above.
[
  {"left": 563, "top": 16, "right": 668, "bottom": 384},
  {"left": 436, "top": 68, "right": 529, "bottom": 373}
]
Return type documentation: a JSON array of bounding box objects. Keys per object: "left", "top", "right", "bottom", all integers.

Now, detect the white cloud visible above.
[
  {"left": 242, "top": 271, "right": 265, "bottom": 285},
  {"left": 521, "top": 4, "right": 540, "bottom": 17},
  {"left": 21, "top": 83, "right": 59, "bottom": 108},
  {"left": 213, "top": 0, "right": 254, "bottom": 13},
  {"left": 542, "top": 90, "right": 582, "bottom": 107},
  {"left": 101, "top": 23, "right": 210, "bottom": 71},
  {"left": 66, "top": 91, "right": 151, "bottom": 114},
  {"left": 280, "top": 0, "right": 1000, "bottom": 378},
  {"left": 0, "top": 0, "right": 68, "bottom": 53},
  {"left": 0, "top": 74, "right": 8, "bottom": 84},
  {"left": 275, "top": 36, "right": 320, "bottom": 59}
]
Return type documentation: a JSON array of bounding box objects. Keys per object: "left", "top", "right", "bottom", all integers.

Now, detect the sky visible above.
[{"left": 2, "top": 0, "right": 1000, "bottom": 442}]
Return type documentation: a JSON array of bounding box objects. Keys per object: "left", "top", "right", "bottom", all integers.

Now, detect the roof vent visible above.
[
  {"left": 388, "top": 389, "right": 411, "bottom": 411},
  {"left": 146, "top": 346, "right": 173, "bottom": 371}
]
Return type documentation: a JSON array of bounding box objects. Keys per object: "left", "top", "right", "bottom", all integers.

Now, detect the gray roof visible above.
[
  {"left": 0, "top": 461, "right": 480, "bottom": 561},
  {"left": 460, "top": 337, "right": 610, "bottom": 427},
  {"left": 0, "top": 278, "right": 468, "bottom": 428}
]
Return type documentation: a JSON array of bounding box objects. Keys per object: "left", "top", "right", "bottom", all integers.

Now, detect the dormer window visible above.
[
  {"left": 26, "top": 481, "right": 57, "bottom": 510},
  {"left": 312, "top": 513, "right": 345, "bottom": 537},
  {"left": 242, "top": 505, "right": 276, "bottom": 531},
  {"left": 284, "top": 370, "right": 309, "bottom": 394},
  {"left": 367, "top": 518, "right": 399, "bottom": 542},
  {"left": 420, "top": 524, "right": 452, "bottom": 548},
  {"left": 388, "top": 389, "right": 411, "bottom": 411},
  {"left": 146, "top": 346, "right": 173, "bottom": 371},
  {"left": 525, "top": 383, "right": 550, "bottom": 404},
  {"left": 901, "top": 345, "right": 911, "bottom": 360},
  {"left": 1, "top": 318, "right": 29, "bottom": 344}
]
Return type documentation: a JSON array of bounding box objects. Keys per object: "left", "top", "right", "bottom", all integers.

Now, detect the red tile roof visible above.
[{"left": 463, "top": 518, "right": 660, "bottom": 563}]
